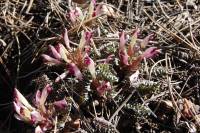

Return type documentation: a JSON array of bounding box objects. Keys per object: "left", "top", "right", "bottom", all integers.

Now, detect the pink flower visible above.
[
  {"left": 140, "top": 33, "right": 154, "bottom": 49},
  {"left": 141, "top": 47, "right": 160, "bottom": 59},
  {"left": 48, "top": 45, "right": 61, "bottom": 60},
  {"left": 118, "top": 30, "right": 160, "bottom": 71},
  {"left": 88, "top": 0, "right": 96, "bottom": 19},
  {"left": 84, "top": 54, "right": 96, "bottom": 79},
  {"left": 94, "top": 4, "right": 115, "bottom": 17},
  {"left": 31, "top": 111, "right": 45, "bottom": 124},
  {"left": 36, "top": 84, "right": 52, "bottom": 112},
  {"left": 14, "top": 88, "right": 34, "bottom": 111},
  {"left": 94, "top": 4, "right": 102, "bottom": 16},
  {"left": 96, "top": 81, "right": 112, "bottom": 96},
  {"left": 69, "top": 7, "right": 83, "bottom": 24},
  {"left": 42, "top": 42, "right": 70, "bottom": 65},
  {"left": 62, "top": 28, "right": 72, "bottom": 50},
  {"left": 68, "top": 63, "right": 83, "bottom": 80},
  {"left": 13, "top": 89, "right": 45, "bottom": 125},
  {"left": 35, "top": 126, "right": 44, "bottom": 133},
  {"left": 55, "top": 43, "right": 69, "bottom": 63},
  {"left": 41, "top": 54, "right": 62, "bottom": 65},
  {"left": 13, "top": 86, "right": 54, "bottom": 132},
  {"left": 53, "top": 99, "right": 68, "bottom": 109},
  {"left": 119, "top": 31, "right": 129, "bottom": 65},
  {"left": 79, "top": 31, "right": 93, "bottom": 50}
]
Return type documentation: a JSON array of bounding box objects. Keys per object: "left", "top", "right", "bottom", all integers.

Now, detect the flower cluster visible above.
[
  {"left": 118, "top": 30, "right": 160, "bottom": 72},
  {"left": 68, "top": 0, "right": 115, "bottom": 26},
  {"left": 13, "top": 84, "right": 68, "bottom": 133},
  {"left": 41, "top": 28, "right": 112, "bottom": 96}
]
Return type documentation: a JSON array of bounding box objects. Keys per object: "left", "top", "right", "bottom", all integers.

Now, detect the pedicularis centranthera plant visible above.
[{"left": 13, "top": 0, "right": 160, "bottom": 132}]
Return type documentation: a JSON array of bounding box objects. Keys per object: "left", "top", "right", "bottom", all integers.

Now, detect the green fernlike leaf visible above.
[{"left": 96, "top": 63, "right": 118, "bottom": 83}]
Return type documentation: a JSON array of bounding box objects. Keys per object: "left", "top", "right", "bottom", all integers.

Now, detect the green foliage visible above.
[
  {"left": 96, "top": 63, "right": 118, "bottom": 83},
  {"left": 136, "top": 80, "right": 159, "bottom": 95}
]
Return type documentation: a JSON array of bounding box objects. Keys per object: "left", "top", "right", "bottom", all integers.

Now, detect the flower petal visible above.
[
  {"left": 35, "top": 90, "right": 41, "bottom": 105},
  {"left": 14, "top": 114, "right": 23, "bottom": 121},
  {"left": 104, "top": 54, "right": 114, "bottom": 63},
  {"left": 31, "top": 111, "right": 44, "bottom": 124},
  {"left": 94, "top": 4, "right": 102, "bottom": 16},
  {"left": 68, "top": 63, "right": 83, "bottom": 80},
  {"left": 69, "top": 7, "right": 83, "bottom": 24},
  {"left": 88, "top": 0, "right": 96, "bottom": 18},
  {"left": 128, "top": 29, "right": 139, "bottom": 56},
  {"left": 48, "top": 45, "right": 61, "bottom": 60},
  {"left": 96, "top": 81, "right": 112, "bottom": 96},
  {"left": 35, "top": 126, "right": 44, "bottom": 133},
  {"left": 119, "top": 31, "right": 129, "bottom": 65},
  {"left": 53, "top": 99, "right": 68, "bottom": 109},
  {"left": 84, "top": 54, "right": 96, "bottom": 79},
  {"left": 41, "top": 54, "right": 62, "bottom": 65},
  {"left": 56, "top": 43, "right": 70, "bottom": 63},
  {"left": 14, "top": 88, "right": 34, "bottom": 111},
  {"left": 79, "top": 31, "right": 92, "bottom": 51},
  {"left": 55, "top": 71, "right": 68, "bottom": 82},
  {"left": 63, "top": 28, "right": 72, "bottom": 50},
  {"left": 140, "top": 33, "right": 154, "bottom": 49},
  {"left": 95, "top": 4, "right": 115, "bottom": 17},
  {"left": 39, "top": 84, "right": 52, "bottom": 112},
  {"left": 19, "top": 106, "right": 32, "bottom": 122},
  {"left": 141, "top": 47, "right": 160, "bottom": 59}
]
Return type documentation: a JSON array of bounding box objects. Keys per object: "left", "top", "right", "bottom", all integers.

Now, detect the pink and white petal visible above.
[
  {"left": 119, "top": 31, "right": 129, "bottom": 65},
  {"left": 140, "top": 34, "right": 154, "bottom": 49},
  {"left": 55, "top": 71, "right": 68, "bottom": 82},
  {"left": 79, "top": 31, "right": 92, "bottom": 50},
  {"left": 63, "top": 28, "right": 72, "bottom": 50},
  {"left": 95, "top": 4, "right": 102, "bottom": 16},
  {"left": 35, "top": 126, "right": 44, "bottom": 133},
  {"left": 85, "top": 31, "right": 92, "bottom": 45},
  {"left": 35, "top": 90, "right": 41, "bottom": 106},
  {"left": 84, "top": 54, "right": 96, "bottom": 79},
  {"left": 68, "top": 63, "right": 83, "bottom": 80},
  {"left": 69, "top": 10, "right": 77, "bottom": 24},
  {"left": 119, "top": 51, "right": 129, "bottom": 65},
  {"left": 39, "top": 84, "right": 52, "bottom": 111},
  {"left": 97, "top": 81, "right": 112, "bottom": 96},
  {"left": 75, "top": 7, "right": 83, "bottom": 18},
  {"left": 20, "top": 107, "right": 32, "bottom": 122},
  {"left": 141, "top": 47, "right": 160, "bottom": 59},
  {"left": 88, "top": 0, "right": 96, "bottom": 18},
  {"left": 48, "top": 45, "right": 61, "bottom": 60},
  {"left": 41, "top": 54, "right": 62, "bottom": 65},
  {"left": 14, "top": 114, "right": 23, "bottom": 121},
  {"left": 79, "top": 31, "right": 86, "bottom": 50},
  {"left": 53, "top": 99, "right": 68, "bottom": 109},
  {"left": 31, "top": 111, "right": 44, "bottom": 124},
  {"left": 128, "top": 29, "right": 139, "bottom": 55},
  {"left": 14, "top": 88, "right": 34, "bottom": 111},
  {"left": 69, "top": 7, "right": 83, "bottom": 24},
  {"left": 56, "top": 43, "right": 70, "bottom": 63},
  {"left": 13, "top": 102, "right": 21, "bottom": 114},
  {"left": 119, "top": 31, "right": 127, "bottom": 50},
  {"left": 105, "top": 54, "right": 114, "bottom": 63}
]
